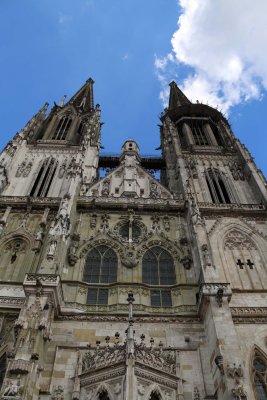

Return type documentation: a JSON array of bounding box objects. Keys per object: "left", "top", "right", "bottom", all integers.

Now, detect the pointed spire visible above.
[
  {"left": 68, "top": 78, "right": 95, "bottom": 112},
  {"left": 168, "top": 81, "right": 191, "bottom": 110}
]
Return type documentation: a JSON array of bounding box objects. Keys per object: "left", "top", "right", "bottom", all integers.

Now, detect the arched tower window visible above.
[
  {"left": 191, "top": 119, "right": 209, "bottom": 145},
  {"left": 30, "top": 157, "right": 57, "bottom": 197},
  {"left": 206, "top": 168, "right": 231, "bottom": 204},
  {"left": 83, "top": 245, "right": 117, "bottom": 284},
  {"left": 52, "top": 116, "right": 72, "bottom": 140},
  {"left": 252, "top": 349, "right": 267, "bottom": 399},
  {"left": 142, "top": 246, "right": 175, "bottom": 285},
  {"left": 77, "top": 119, "right": 87, "bottom": 136}
]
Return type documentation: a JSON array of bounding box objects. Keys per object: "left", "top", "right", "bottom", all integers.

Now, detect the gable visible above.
[{"left": 85, "top": 164, "right": 172, "bottom": 200}]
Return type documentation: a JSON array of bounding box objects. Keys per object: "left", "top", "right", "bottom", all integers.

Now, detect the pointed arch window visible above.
[
  {"left": 205, "top": 168, "right": 231, "bottom": 204},
  {"left": 191, "top": 119, "right": 209, "bottom": 145},
  {"left": 252, "top": 349, "right": 267, "bottom": 399},
  {"left": 83, "top": 245, "right": 117, "bottom": 284},
  {"left": 149, "top": 391, "right": 162, "bottom": 400},
  {"left": 52, "top": 116, "right": 72, "bottom": 140},
  {"left": 30, "top": 157, "right": 57, "bottom": 197},
  {"left": 0, "top": 354, "right": 6, "bottom": 389},
  {"left": 98, "top": 390, "right": 110, "bottom": 400},
  {"left": 142, "top": 246, "right": 176, "bottom": 285},
  {"left": 77, "top": 119, "right": 88, "bottom": 136}
]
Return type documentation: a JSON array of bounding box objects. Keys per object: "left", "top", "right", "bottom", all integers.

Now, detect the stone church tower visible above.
[{"left": 0, "top": 79, "right": 266, "bottom": 400}]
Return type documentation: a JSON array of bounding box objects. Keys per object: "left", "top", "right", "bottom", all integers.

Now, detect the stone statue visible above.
[
  {"left": 3, "top": 380, "right": 20, "bottom": 396},
  {"left": 47, "top": 239, "right": 57, "bottom": 259},
  {"left": 0, "top": 165, "right": 7, "bottom": 193}
]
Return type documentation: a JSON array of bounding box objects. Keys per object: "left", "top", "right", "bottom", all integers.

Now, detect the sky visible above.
[{"left": 0, "top": 0, "right": 266, "bottom": 176}]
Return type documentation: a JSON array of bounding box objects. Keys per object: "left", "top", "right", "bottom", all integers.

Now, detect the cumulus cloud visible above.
[{"left": 155, "top": 0, "right": 267, "bottom": 113}]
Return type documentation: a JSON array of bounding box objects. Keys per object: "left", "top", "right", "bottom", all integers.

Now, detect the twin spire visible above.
[
  {"left": 168, "top": 80, "right": 191, "bottom": 110},
  {"left": 64, "top": 77, "right": 95, "bottom": 112}
]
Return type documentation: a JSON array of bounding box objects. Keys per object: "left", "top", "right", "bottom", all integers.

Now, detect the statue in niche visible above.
[
  {"left": 58, "top": 160, "right": 67, "bottom": 178},
  {"left": 163, "top": 215, "right": 170, "bottom": 231},
  {"left": 23, "top": 161, "right": 33, "bottom": 177},
  {"left": 90, "top": 214, "right": 97, "bottom": 228},
  {"left": 101, "top": 179, "right": 110, "bottom": 196},
  {"left": 0, "top": 165, "right": 7, "bottom": 193},
  {"left": 3, "top": 380, "right": 21, "bottom": 396},
  {"left": 68, "top": 234, "right": 80, "bottom": 266},
  {"left": 151, "top": 214, "right": 161, "bottom": 232},
  {"left": 100, "top": 214, "right": 109, "bottom": 232},
  {"left": 47, "top": 239, "right": 57, "bottom": 259},
  {"left": 149, "top": 180, "right": 159, "bottom": 199},
  {"left": 58, "top": 196, "right": 69, "bottom": 219},
  {"left": 16, "top": 161, "right": 26, "bottom": 177},
  {"left": 202, "top": 244, "right": 212, "bottom": 267}
]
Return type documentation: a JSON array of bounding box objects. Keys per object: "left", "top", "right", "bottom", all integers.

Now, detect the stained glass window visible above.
[
  {"left": 142, "top": 246, "right": 175, "bottom": 285},
  {"left": 253, "top": 350, "right": 267, "bottom": 400},
  {"left": 83, "top": 246, "right": 117, "bottom": 284}
]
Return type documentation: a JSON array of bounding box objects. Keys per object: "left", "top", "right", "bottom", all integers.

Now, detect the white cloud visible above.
[
  {"left": 58, "top": 13, "right": 73, "bottom": 24},
  {"left": 155, "top": 0, "right": 267, "bottom": 114},
  {"left": 122, "top": 53, "right": 129, "bottom": 61}
]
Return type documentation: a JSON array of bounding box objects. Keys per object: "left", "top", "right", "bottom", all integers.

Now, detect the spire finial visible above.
[{"left": 59, "top": 95, "right": 67, "bottom": 107}]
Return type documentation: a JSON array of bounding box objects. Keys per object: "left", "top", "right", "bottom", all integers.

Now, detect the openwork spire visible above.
[
  {"left": 168, "top": 81, "right": 191, "bottom": 110},
  {"left": 68, "top": 78, "right": 95, "bottom": 112}
]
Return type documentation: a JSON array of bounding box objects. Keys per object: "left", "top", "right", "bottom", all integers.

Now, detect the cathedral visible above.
[{"left": 0, "top": 78, "right": 266, "bottom": 400}]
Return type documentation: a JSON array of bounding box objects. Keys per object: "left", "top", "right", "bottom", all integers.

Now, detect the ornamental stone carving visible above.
[
  {"left": 224, "top": 230, "right": 256, "bottom": 250},
  {"left": 51, "top": 385, "right": 64, "bottom": 400},
  {"left": 231, "top": 379, "right": 247, "bottom": 399},
  {"left": 68, "top": 233, "right": 80, "bottom": 266},
  {"left": 226, "top": 363, "right": 243, "bottom": 379},
  {"left": 229, "top": 160, "right": 245, "bottom": 181}
]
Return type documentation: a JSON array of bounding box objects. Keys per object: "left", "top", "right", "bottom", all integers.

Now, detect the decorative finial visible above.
[{"left": 60, "top": 95, "right": 67, "bottom": 107}]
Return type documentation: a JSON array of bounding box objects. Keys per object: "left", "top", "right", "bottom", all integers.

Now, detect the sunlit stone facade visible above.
[{"left": 0, "top": 80, "right": 266, "bottom": 399}]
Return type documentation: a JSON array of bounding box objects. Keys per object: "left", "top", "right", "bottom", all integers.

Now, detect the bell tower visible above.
[
  {"left": 161, "top": 81, "right": 267, "bottom": 205},
  {"left": 0, "top": 78, "right": 100, "bottom": 199}
]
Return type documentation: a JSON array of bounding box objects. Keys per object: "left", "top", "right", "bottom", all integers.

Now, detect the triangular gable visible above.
[{"left": 86, "top": 163, "right": 173, "bottom": 200}]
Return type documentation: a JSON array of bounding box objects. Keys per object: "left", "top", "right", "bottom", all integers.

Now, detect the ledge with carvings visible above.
[
  {"left": 199, "top": 202, "right": 266, "bottom": 217},
  {"left": 0, "top": 196, "right": 61, "bottom": 211},
  {"left": 62, "top": 301, "right": 198, "bottom": 315},
  {"left": 0, "top": 297, "right": 25, "bottom": 309},
  {"left": 231, "top": 307, "right": 267, "bottom": 324},
  {"left": 77, "top": 196, "right": 185, "bottom": 211},
  {"left": 57, "top": 313, "right": 200, "bottom": 323},
  {"left": 23, "top": 274, "right": 63, "bottom": 315},
  {"left": 197, "top": 282, "right": 232, "bottom": 317}
]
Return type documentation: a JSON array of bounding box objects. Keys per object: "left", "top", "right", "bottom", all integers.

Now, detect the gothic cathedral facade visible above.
[{"left": 0, "top": 79, "right": 266, "bottom": 400}]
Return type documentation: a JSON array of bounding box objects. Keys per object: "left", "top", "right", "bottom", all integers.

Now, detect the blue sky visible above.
[{"left": 1, "top": 0, "right": 266, "bottom": 175}]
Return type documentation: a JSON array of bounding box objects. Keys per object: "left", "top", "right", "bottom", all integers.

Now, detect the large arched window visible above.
[
  {"left": 252, "top": 349, "right": 267, "bottom": 399},
  {"left": 142, "top": 246, "right": 175, "bottom": 285},
  {"left": 206, "top": 168, "right": 231, "bottom": 204},
  {"left": 191, "top": 119, "right": 209, "bottom": 145},
  {"left": 83, "top": 245, "right": 117, "bottom": 284},
  {"left": 52, "top": 116, "right": 72, "bottom": 140},
  {"left": 30, "top": 157, "right": 57, "bottom": 197}
]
